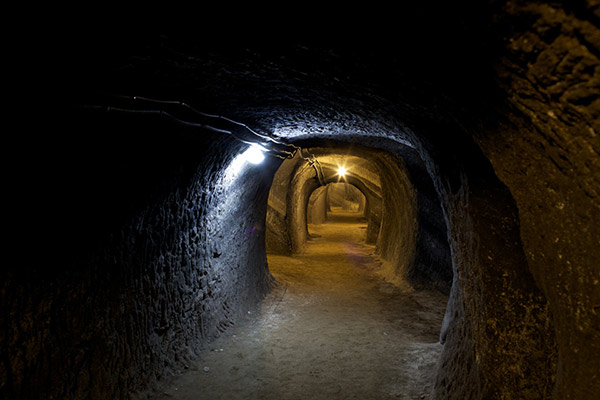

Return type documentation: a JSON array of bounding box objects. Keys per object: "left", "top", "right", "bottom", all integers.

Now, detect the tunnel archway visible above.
[
  {"left": 8, "top": 116, "right": 558, "bottom": 399},
  {"left": 311, "top": 161, "right": 383, "bottom": 245},
  {"left": 266, "top": 142, "right": 452, "bottom": 294},
  {"left": 310, "top": 182, "right": 367, "bottom": 216},
  {"left": 6, "top": 5, "right": 600, "bottom": 399}
]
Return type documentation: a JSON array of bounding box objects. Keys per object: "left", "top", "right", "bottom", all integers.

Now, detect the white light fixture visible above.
[
  {"left": 337, "top": 166, "right": 347, "bottom": 176},
  {"left": 243, "top": 144, "right": 265, "bottom": 164}
]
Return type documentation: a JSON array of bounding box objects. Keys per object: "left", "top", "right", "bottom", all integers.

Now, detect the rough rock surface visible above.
[
  {"left": 4, "top": 1, "right": 599, "bottom": 398},
  {"left": 3, "top": 113, "right": 278, "bottom": 399},
  {"left": 471, "top": 3, "right": 600, "bottom": 398}
]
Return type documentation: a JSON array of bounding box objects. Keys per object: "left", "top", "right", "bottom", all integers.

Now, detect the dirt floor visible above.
[{"left": 149, "top": 211, "right": 448, "bottom": 400}]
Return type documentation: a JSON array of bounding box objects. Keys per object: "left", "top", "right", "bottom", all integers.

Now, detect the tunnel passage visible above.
[
  {"left": 307, "top": 182, "right": 367, "bottom": 222},
  {"left": 266, "top": 143, "right": 453, "bottom": 292},
  {"left": 6, "top": 3, "right": 600, "bottom": 399}
]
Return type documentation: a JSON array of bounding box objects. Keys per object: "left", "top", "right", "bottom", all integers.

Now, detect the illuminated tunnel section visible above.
[{"left": 266, "top": 143, "right": 452, "bottom": 292}]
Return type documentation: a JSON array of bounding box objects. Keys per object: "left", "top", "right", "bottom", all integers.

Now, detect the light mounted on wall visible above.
[
  {"left": 90, "top": 94, "right": 334, "bottom": 188},
  {"left": 243, "top": 144, "right": 266, "bottom": 164},
  {"left": 337, "top": 166, "right": 347, "bottom": 177}
]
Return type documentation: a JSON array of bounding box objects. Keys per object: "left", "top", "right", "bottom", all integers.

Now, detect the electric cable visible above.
[
  {"left": 121, "top": 95, "right": 298, "bottom": 157},
  {"left": 300, "top": 148, "right": 327, "bottom": 186},
  {"left": 83, "top": 99, "right": 295, "bottom": 159},
  {"left": 82, "top": 95, "right": 329, "bottom": 173}
]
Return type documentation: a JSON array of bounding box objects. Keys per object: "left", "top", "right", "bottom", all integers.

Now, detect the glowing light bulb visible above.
[
  {"left": 243, "top": 145, "right": 265, "bottom": 164},
  {"left": 337, "top": 166, "right": 347, "bottom": 176}
]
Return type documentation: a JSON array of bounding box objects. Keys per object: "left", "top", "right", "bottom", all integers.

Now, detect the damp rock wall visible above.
[
  {"left": 431, "top": 170, "right": 557, "bottom": 400},
  {"left": 307, "top": 186, "right": 328, "bottom": 224},
  {"left": 265, "top": 154, "right": 301, "bottom": 255},
  {"left": 466, "top": 2, "right": 600, "bottom": 398},
  {"left": 2, "top": 110, "right": 277, "bottom": 399},
  {"left": 370, "top": 152, "right": 418, "bottom": 286}
]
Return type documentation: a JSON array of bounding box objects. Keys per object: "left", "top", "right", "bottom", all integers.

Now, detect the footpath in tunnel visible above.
[{"left": 152, "top": 211, "right": 448, "bottom": 400}]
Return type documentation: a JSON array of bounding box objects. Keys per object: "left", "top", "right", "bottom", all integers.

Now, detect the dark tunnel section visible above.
[{"left": 5, "top": 2, "right": 600, "bottom": 398}]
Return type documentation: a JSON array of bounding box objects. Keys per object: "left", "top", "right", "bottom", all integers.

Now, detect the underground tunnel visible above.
[{"left": 4, "top": 2, "right": 600, "bottom": 399}]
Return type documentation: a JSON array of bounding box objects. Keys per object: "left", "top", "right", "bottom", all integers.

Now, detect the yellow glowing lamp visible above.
[{"left": 337, "top": 167, "right": 347, "bottom": 176}]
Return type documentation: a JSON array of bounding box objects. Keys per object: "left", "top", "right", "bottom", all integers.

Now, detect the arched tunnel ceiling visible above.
[
  {"left": 312, "top": 154, "right": 382, "bottom": 188},
  {"left": 53, "top": 2, "right": 498, "bottom": 161}
]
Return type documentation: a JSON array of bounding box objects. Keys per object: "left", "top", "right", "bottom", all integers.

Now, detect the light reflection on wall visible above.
[{"left": 222, "top": 145, "right": 265, "bottom": 185}]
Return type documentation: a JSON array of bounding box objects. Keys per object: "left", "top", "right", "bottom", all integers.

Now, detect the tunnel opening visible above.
[
  {"left": 6, "top": 5, "right": 600, "bottom": 398},
  {"left": 266, "top": 141, "right": 453, "bottom": 295},
  {"left": 209, "top": 140, "right": 453, "bottom": 398},
  {"left": 308, "top": 182, "right": 367, "bottom": 219}
]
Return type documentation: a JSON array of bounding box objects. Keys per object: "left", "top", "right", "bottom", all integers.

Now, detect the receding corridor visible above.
[
  {"left": 151, "top": 211, "right": 447, "bottom": 400},
  {"left": 7, "top": 7, "right": 600, "bottom": 398}
]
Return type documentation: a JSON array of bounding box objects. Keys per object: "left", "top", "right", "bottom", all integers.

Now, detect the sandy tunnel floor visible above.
[{"left": 150, "top": 211, "right": 448, "bottom": 400}]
